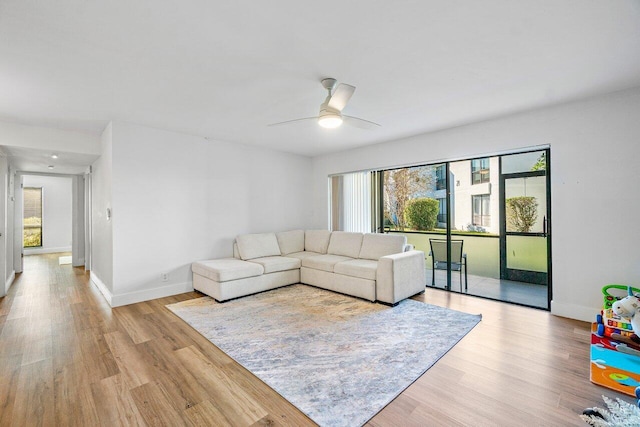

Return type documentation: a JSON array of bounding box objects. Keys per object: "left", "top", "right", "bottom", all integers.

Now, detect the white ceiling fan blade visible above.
[
  {"left": 328, "top": 83, "right": 355, "bottom": 112},
  {"left": 344, "top": 115, "right": 381, "bottom": 129},
  {"left": 267, "top": 117, "right": 318, "bottom": 127}
]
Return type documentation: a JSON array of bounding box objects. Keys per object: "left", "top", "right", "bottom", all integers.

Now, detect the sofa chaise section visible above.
[{"left": 193, "top": 232, "right": 300, "bottom": 302}]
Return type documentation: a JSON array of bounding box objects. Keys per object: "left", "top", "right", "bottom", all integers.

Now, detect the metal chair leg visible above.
[
  {"left": 431, "top": 260, "right": 435, "bottom": 287},
  {"left": 464, "top": 261, "right": 468, "bottom": 292}
]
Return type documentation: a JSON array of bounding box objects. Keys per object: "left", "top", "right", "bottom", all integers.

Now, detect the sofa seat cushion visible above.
[
  {"left": 286, "top": 251, "right": 322, "bottom": 260},
  {"left": 327, "top": 231, "right": 364, "bottom": 258},
  {"left": 359, "top": 233, "right": 407, "bottom": 260},
  {"left": 334, "top": 259, "right": 378, "bottom": 281},
  {"left": 247, "top": 256, "right": 301, "bottom": 274},
  {"left": 301, "top": 254, "right": 354, "bottom": 273},
  {"left": 192, "top": 258, "right": 264, "bottom": 282},
  {"left": 236, "top": 232, "right": 281, "bottom": 260}
]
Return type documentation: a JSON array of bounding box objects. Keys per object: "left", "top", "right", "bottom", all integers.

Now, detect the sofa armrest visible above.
[
  {"left": 403, "top": 244, "right": 414, "bottom": 251},
  {"left": 376, "top": 250, "right": 426, "bottom": 305}
]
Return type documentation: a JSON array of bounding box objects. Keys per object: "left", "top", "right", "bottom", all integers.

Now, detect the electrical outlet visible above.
[{"left": 161, "top": 273, "right": 168, "bottom": 282}]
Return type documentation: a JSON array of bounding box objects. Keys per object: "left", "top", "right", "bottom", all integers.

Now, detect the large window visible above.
[
  {"left": 472, "top": 194, "right": 490, "bottom": 227},
  {"left": 326, "top": 147, "right": 550, "bottom": 310},
  {"left": 471, "top": 158, "right": 490, "bottom": 185},
  {"left": 24, "top": 187, "right": 43, "bottom": 247}
]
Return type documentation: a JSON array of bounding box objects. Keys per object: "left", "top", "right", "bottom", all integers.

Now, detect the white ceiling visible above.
[
  {"left": 2, "top": 146, "right": 99, "bottom": 175},
  {"left": 1, "top": 0, "right": 640, "bottom": 162}
]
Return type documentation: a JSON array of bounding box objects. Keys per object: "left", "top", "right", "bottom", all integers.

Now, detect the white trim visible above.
[
  {"left": 110, "top": 282, "right": 193, "bottom": 307},
  {"left": 23, "top": 246, "right": 72, "bottom": 255},
  {"left": 5, "top": 270, "right": 15, "bottom": 293},
  {"left": 90, "top": 271, "right": 112, "bottom": 306},
  {"left": 550, "top": 300, "right": 597, "bottom": 323}
]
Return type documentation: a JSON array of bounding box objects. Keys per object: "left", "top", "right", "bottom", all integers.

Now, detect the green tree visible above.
[
  {"left": 383, "top": 167, "right": 432, "bottom": 230},
  {"left": 531, "top": 152, "right": 546, "bottom": 171},
  {"left": 506, "top": 196, "right": 538, "bottom": 232},
  {"left": 404, "top": 198, "right": 439, "bottom": 231}
]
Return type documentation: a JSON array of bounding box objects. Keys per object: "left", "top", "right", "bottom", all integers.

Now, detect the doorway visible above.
[
  {"left": 499, "top": 150, "right": 551, "bottom": 305},
  {"left": 15, "top": 173, "right": 87, "bottom": 275}
]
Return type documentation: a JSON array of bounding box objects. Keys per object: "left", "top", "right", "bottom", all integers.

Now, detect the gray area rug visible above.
[{"left": 166, "top": 284, "right": 481, "bottom": 427}]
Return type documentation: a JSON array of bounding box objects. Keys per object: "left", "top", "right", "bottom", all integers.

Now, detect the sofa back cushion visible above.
[
  {"left": 359, "top": 233, "right": 407, "bottom": 260},
  {"left": 276, "top": 230, "right": 305, "bottom": 255},
  {"left": 235, "top": 232, "right": 281, "bottom": 260},
  {"left": 327, "top": 231, "right": 364, "bottom": 258},
  {"left": 305, "top": 230, "right": 332, "bottom": 254}
]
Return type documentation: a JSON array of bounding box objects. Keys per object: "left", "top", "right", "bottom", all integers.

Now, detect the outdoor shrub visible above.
[
  {"left": 404, "top": 198, "right": 439, "bottom": 231},
  {"left": 506, "top": 196, "right": 538, "bottom": 232},
  {"left": 23, "top": 229, "right": 42, "bottom": 247}
]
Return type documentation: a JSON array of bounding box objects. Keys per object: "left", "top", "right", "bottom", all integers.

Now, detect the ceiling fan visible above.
[{"left": 268, "top": 78, "right": 381, "bottom": 129}]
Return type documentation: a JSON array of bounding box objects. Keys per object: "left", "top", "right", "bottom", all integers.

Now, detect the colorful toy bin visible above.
[{"left": 591, "top": 285, "right": 640, "bottom": 400}]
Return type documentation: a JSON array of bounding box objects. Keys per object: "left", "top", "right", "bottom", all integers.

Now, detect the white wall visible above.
[
  {"left": 0, "top": 151, "right": 11, "bottom": 297},
  {"left": 91, "top": 121, "right": 313, "bottom": 306},
  {"left": 22, "top": 174, "right": 72, "bottom": 254},
  {"left": 6, "top": 166, "right": 15, "bottom": 290},
  {"left": 311, "top": 86, "right": 640, "bottom": 322},
  {"left": 90, "top": 123, "right": 114, "bottom": 295}
]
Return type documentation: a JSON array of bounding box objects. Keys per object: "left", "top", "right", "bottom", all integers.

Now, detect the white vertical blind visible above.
[{"left": 340, "top": 171, "right": 371, "bottom": 233}]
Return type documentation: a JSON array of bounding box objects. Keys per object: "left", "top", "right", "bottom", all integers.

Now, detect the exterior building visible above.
[{"left": 433, "top": 157, "right": 500, "bottom": 234}]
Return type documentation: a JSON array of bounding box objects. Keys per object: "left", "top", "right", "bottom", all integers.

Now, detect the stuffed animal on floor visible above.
[{"left": 612, "top": 287, "right": 640, "bottom": 337}]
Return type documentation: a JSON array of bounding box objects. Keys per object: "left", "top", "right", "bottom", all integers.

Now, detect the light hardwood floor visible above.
[{"left": 0, "top": 253, "right": 629, "bottom": 426}]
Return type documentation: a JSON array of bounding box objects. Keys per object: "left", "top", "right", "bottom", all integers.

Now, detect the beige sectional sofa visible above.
[{"left": 192, "top": 229, "right": 426, "bottom": 305}]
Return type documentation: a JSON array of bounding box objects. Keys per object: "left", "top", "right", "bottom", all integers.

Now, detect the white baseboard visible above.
[
  {"left": 111, "top": 282, "right": 193, "bottom": 307},
  {"left": 90, "top": 271, "right": 113, "bottom": 306},
  {"left": 90, "top": 273, "right": 193, "bottom": 308},
  {"left": 551, "top": 300, "right": 598, "bottom": 323},
  {"left": 5, "top": 270, "right": 15, "bottom": 293},
  {"left": 24, "top": 246, "right": 72, "bottom": 255}
]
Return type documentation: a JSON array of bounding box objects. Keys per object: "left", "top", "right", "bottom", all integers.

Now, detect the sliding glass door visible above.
[{"left": 328, "top": 148, "right": 551, "bottom": 309}]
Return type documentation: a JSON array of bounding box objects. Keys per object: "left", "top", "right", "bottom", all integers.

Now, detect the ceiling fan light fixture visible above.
[
  {"left": 318, "top": 102, "right": 343, "bottom": 128},
  {"left": 318, "top": 113, "right": 343, "bottom": 129}
]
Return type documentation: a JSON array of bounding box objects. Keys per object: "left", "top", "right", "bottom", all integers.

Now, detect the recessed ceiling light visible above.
[
  {"left": 51, "top": 154, "right": 58, "bottom": 159},
  {"left": 47, "top": 165, "right": 54, "bottom": 169}
]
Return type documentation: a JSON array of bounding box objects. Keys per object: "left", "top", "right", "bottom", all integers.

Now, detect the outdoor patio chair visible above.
[{"left": 428, "top": 239, "right": 468, "bottom": 292}]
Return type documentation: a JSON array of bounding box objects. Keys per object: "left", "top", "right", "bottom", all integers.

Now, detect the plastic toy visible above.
[
  {"left": 612, "top": 287, "right": 640, "bottom": 336},
  {"left": 602, "top": 284, "right": 640, "bottom": 309},
  {"left": 591, "top": 285, "right": 640, "bottom": 404},
  {"left": 596, "top": 285, "right": 640, "bottom": 339}
]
